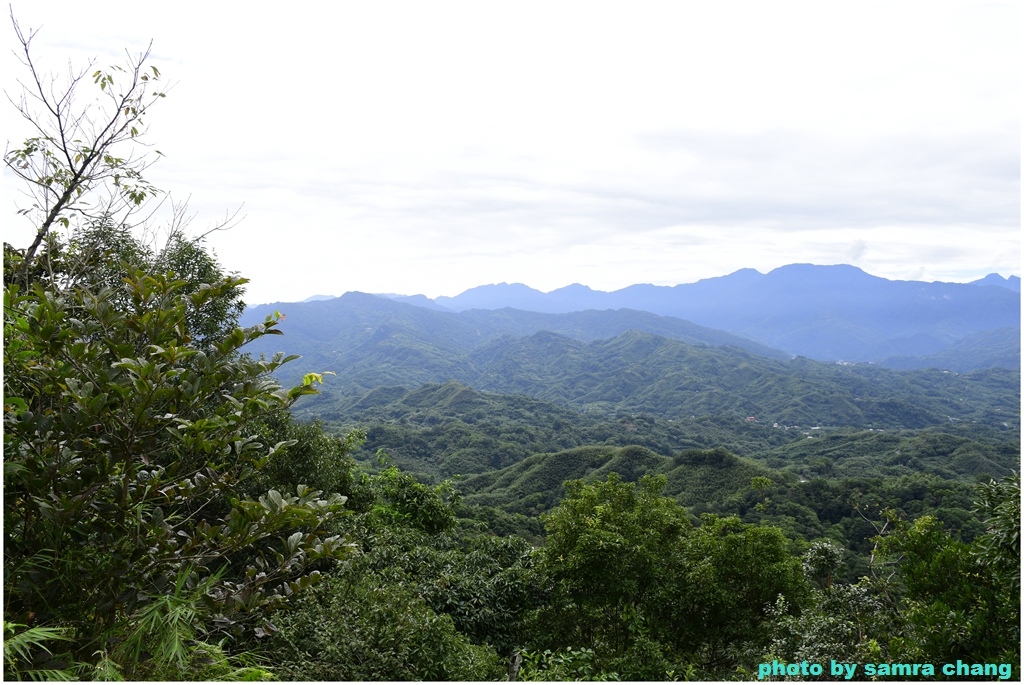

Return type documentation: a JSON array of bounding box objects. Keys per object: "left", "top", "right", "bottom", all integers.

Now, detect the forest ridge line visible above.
[{"left": 244, "top": 263, "right": 1021, "bottom": 370}]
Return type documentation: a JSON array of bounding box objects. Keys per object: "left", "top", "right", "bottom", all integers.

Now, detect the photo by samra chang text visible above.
[{"left": 757, "top": 659, "right": 1015, "bottom": 680}]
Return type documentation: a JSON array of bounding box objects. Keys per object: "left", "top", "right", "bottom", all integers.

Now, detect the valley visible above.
[
  {"left": 6, "top": 9, "right": 1018, "bottom": 677},
  {"left": 239, "top": 268, "right": 1020, "bottom": 598}
]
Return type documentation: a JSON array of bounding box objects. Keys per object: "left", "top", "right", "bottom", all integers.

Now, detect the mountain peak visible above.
[
  {"left": 766, "top": 263, "right": 873, "bottom": 281},
  {"left": 549, "top": 283, "right": 600, "bottom": 295},
  {"left": 970, "top": 274, "right": 1021, "bottom": 292},
  {"left": 434, "top": 283, "right": 547, "bottom": 312},
  {"left": 468, "top": 282, "right": 540, "bottom": 293}
]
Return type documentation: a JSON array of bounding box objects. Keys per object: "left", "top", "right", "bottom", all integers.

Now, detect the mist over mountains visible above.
[
  {"left": 238, "top": 263, "right": 1019, "bottom": 437},
  {"left": 419, "top": 264, "right": 1020, "bottom": 365},
  {"left": 251, "top": 264, "right": 1019, "bottom": 372}
]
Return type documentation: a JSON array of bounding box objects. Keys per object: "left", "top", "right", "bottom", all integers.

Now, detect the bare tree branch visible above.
[{"left": 4, "top": 8, "right": 168, "bottom": 284}]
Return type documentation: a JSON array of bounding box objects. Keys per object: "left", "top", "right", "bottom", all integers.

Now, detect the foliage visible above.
[
  {"left": 3, "top": 621, "right": 77, "bottom": 681},
  {"left": 539, "top": 474, "right": 690, "bottom": 620},
  {"left": 241, "top": 412, "right": 364, "bottom": 503},
  {"left": 1, "top": 23, "right": 361, "bottom": 679},
  {"left": 762, "top": 580, "right": 888, "bottom": 671},
  {"left": 723, "top": 472, "right": 988, "bottom": 581},
  {"left": 973, "top": 472, "right": 1020, "bottom": 584},
  {"left": 3, "top": 263, "right": 350, "bottom": 677},
  {"left": 4, "top": 219, "right": 247, "bottom": 346},
  {"left": 515, "top": 646, "right": 621, "bottom": 681},
  {"left": 345, "top": 525, "right": 543, "bottom": 659},
  {"left": 872, "top": 492, "right": 1020, "bottom": 669},
  {"left": 367, "top": 464, "right": 460, "bottom": 534},
  {"left": 668, "top": 514, "right": 807, "bottom": 669},
  {"left": 261, "top": 465, "right": 538, "bottom": 680},
  {"left": 266, "top": 572, "right": 504, "bottom": 681},
  {"left": 4, "top": 15, "right": 167, "bottom": 283},
  {"left": 764, "top": 474, "right": 1021, "bottom": 678},
  {"left": 802, "top": 540, "right": 844, "bottom": 590},
  {"left": 532, "top": 474, "right": 805, "bottom": 678},
  {"left": 416, "top": 534, "right": 543, "bottom": 655}
]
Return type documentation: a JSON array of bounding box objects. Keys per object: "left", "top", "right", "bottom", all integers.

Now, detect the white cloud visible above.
[{"left": 2, "top": 1, "right": 1019, "bottom": 303}]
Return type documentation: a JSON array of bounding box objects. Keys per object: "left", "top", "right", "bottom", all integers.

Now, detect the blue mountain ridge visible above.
[{"left": 384, "top": 264, "right": 1020, "bottom": 366}]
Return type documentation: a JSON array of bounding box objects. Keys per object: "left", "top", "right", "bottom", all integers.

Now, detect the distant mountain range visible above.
[
  {"left": 410, "top": 264, "right": 1020, "bottom": 365},
  {"left": 256, "top": 264, "right": 1019, "bottom": 370},
  {"left": 239, "top": 288, "right": 1019, "bottom": 435},
  {"left": 969, "top": 273, "right": 1021, "bottom": 292},
  {"left": 240, "top": 291, "right": 789, "bottom": 388}
]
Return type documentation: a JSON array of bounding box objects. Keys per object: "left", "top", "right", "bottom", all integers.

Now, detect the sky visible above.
[{"left": 2, "top": 1, "right": 1020, "bottom": 304}]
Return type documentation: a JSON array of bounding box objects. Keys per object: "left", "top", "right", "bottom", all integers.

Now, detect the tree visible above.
[
  {"left": 265, "top": 572, "right": 505, "bottom": 681},
  {"left": 2, "top": 22, "right": 352, "bottom": 680},
  {"left": 4, "top": 12, "right": 168, "bottom": 285},
  {"left": 762, "top": 569, "right": 888, "bottom": 670},
  {"left": 664, "top": 514, "right": 806, "bottom": 671},
  {"left": 973, "top": 472, "right": 1020, "bottom": 588},
  {"left": 534, "top": 474, "right": 693, "bottom": 679},
  {"left": 367, "top": 465, "right": 460, "bottom": 535},
  {"left": 533, "top": 474, "right": 806, "bottom": 679},
  {"left": 764, "top": 477, "right": 1020, "bottom": 679},
  {"left": 870, "top": 475, "right": 1020, "bottom": 670},
  {"left": 4, "top": 218, "right": 247, "bottom": 348},
  {"left": 533, "top": 474, "right": 679, "bottom": 678},
  {"left": 539, "top": 474, "right": 690, "bottom": 632},
  {"left": 255, "top": 460, "right": 541, "bottom": 680},
  {"left": 3, "top": 265, "right": 354, "bottom": 678}
]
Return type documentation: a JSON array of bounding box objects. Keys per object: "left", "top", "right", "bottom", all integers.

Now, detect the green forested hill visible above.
[
  {"left": 298, "top": 328, "right": 1019, "bottom": 432},
  {"left": 459, "top": 444, "right": 779, "bottom": 517},
  {"left": 765, "top": 426, "right": 1020, "bottom": 480},
  {"left": 309, "top": 377, "right": 1017, "bottom": 568},
  {"left": 447, "top": 439, "right": 995, "bottom": 588},
  {"left": 313, "top": 382, "right": 1017, "bottom": 488},
  {"left": 327, "top": 381, "right": 795, "bottom": 478},
  {"left": 243, "top": 291, "right": 1019, "bottom": 436},
  {"left": 240, "top": 292, "right": 787, "bottom": 382},
  {"left": 243, "top": 287, "right": 1020, "bottom": 679},
  {"left": 7, "top": 28, "right": 1018, "bottom": 681},
  {"left": 463, "top": 330, "right": 1019, "bottom": 427}
]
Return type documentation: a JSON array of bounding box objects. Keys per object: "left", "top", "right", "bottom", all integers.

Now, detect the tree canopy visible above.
[
  {"left": 2, "top": 22, "right": 350, "bottom": 680},
  {"left": 3, "top": 16, "right": 1018, "bottom": 683}
]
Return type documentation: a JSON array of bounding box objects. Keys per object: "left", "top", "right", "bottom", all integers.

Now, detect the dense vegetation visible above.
[
  {"left": 6, "top": 222, "right": 1021, "bottom": 684},
  {"left": 4, "top": 29, "right": 1019, "bottom": 682},
  {"left": 316, "top": 380, "right": 1017, "bottom": 482},
  {"left": 245, "top": 293, "right": 1019, "bottom": 431}
]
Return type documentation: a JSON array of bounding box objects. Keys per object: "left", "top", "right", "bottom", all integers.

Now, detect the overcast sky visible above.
[{"left": 3, "top": 1, "right": 1019, "bottom": 303}]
